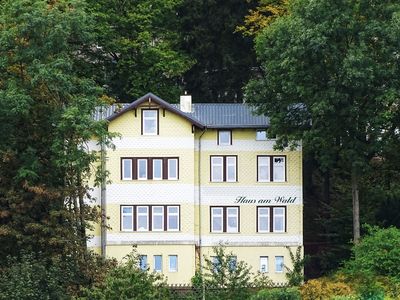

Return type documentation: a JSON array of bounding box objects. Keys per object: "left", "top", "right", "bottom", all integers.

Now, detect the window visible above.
[
  {"left": 257, "top": 156, "right": 270, "bottom": 182},
  {"left": 211, "top": 256, "right": 221, "bottom": 273},
  {"left": 257, "top": 207, "right": 270, "bottom": 232},
  {"left": 167, "top": 206, "right": 179, "bottom": 231},
  {"left": 138, "top": 159, "right": 147, "bottom": 180},
  {"left": 256, "top": 129, "right": 267, "bottom": 140},
  {"left": 154, "top": 255, "right": 162, "bottom": 272},
  {"left": 139, "top": 255, "right": 147, "bottom": 271},
  {"left": 228, "top": 256, "right": 237, "bottom": 271},
  {"left": 142, "top": 109, "right": 158, "bottom": 135},
  {"left": 121, "top": 157, "right": 179, "bottom": 181},
  {"left": 257, "top": 156, "right": 286, "bottom": 182},
  {"left": 260, "top": 256, "right": 269, "bottom": 273},
  {"left": 152, "top": 206, "right": 164, "bottom": 231},
  {"left": 153, "top": 159, "right": 163, "bottom": 180},
  {"left": 218, "top": 130, "right": 232, "bottom": 145},
  {"left": 210, "top": 156, "right": 237, "bottom": 182},
  {"left": 122, "top": 159, "right": 132, "bottom": 180},
  {"left": 121, "top": 206, "right": 133, "bottom": 231},
  {"left": 257, "top": 206, "right": 286, "bottom": 233},
  {"left": 273, "top": 207, "right": 285, "bottom": 232},
  {"left": 275, "top": 256, "right": 284, "bottom": 273},
  {"left": 226, "top": 207, "right": 239, "bottom": 232},
  {"left": 211, "top": 207, "right": 239, "bottom": 233},
  {"left": 137, "top": 206, "right": 149, "bottom": 231},
  {"left": 168, "top": 255, "right": 178, "bottom": 272},
  {"left": 168, "top": 158, "right": 178, "bottom": 180},
  {"left": 120, "top": 205, "right": 180, "bottom": 232}
]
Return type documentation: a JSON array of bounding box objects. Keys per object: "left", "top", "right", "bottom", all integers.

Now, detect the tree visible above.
[
  {"left": 80, "top": 247, "right": 170, "bottom": 300},
  {"left": 177, "top": 0, "right": 257, "bottom": 102},
  {"left": 85, "top": 0, "right": 193, "bottom": 102},
  {"left": 194, "top": 245, "right": 254, "bottom": 300},
  {"left": 0, "top": 0, "right": 113, "bottom": 290},
  {"left": 236, "top": 0, "right": 290, "bottom": 36},
  {"left": 246, "top": 0, "right": 400, "bottom": 243}
]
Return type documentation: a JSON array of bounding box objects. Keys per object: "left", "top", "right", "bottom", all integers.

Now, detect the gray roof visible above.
[{"left": 94, "top": 93, "right": 269, "bottom": 129}]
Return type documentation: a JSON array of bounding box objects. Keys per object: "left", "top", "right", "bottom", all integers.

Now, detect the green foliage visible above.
[
  {"left": 80, "top": 247, "right": 169, "bottom": 300},
  {"left": 344, "top": 226, "right": 400, "bottom": 279},
  {"left": 86, "top": 0, "right": 193, "bottom": 102},
  {"left": 0, "top": 253, "right": 69, "bottom": 300},
  {"left": 251, "top": 287, "right": 301, "bottom": 300},
  {"left": 194, "top": 245, "right": 254, "bottom": 300},
  {"left": 300, "top": 277, "right": 354, "bottom": 300},
  {"left": 178, "top": 0, "right": 257, "bottom": 102},
  {"left": 285, "top": 246, "right": 306, "bottom": 286}
]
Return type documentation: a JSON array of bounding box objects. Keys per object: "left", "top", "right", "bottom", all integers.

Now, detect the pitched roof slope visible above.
[{"left": 94, "top": 93, "right": 269, "bottom": 129}]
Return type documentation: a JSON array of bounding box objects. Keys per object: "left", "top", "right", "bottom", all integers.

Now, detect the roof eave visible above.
[{"left": 106, "top": 93, "right": 205, "bottom": 129}]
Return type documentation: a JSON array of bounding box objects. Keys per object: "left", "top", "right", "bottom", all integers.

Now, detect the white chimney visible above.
[{"left": 180, "top": 91, "right": 192, "bottom": 113}]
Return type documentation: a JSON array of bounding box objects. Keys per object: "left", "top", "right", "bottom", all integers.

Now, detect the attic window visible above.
[
  {"left": 142, "top": 109, "right": 158, "bottom": 135},
  {"left": 256, "top": 130, "right": 267, "bottom": 140},
  {"left": 218, "top": 130, "right": 232, "bottom": 145}
]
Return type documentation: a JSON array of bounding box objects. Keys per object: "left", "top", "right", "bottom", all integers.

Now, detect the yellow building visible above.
[{"left": 89, "top": 93, "right": 303, "bottom": 284}]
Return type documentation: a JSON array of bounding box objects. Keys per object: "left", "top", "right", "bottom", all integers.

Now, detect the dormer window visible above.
[
  {"left": 142, "top": 109, "right": 158, "bottom": 135},
  {"left": 218, "top": 130, "right": 232, "bottom": 145}
]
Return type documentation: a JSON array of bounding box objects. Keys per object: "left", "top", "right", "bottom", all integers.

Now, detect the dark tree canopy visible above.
[{"left": 178, "top": 0, "right": 257, "bottom": 102}]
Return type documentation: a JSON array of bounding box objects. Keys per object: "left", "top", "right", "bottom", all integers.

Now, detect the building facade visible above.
[{"left": 89, "top": 93, "right": 303, "bottom": 284}]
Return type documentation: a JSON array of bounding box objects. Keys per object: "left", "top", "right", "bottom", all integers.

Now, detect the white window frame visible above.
[
  {"left": 226, "top": 156, "right": 237, "bottom": 182},
  {"left": 137, "top": 159, "right": 148, "bottom": 180},
  {"left": 152, "top": 159, "right": 163, "bottom": 180},
  {"left": 257, "top": 207, "right": 270, "bottom": 233},
  {"left": 218, "top": 130, "right": 231, "bottom": 145},
  {"left": 226, "top": 207, "right": 239, "bottom": 233},
  {"left": 137, "top": 206, "right": 149, "bottom": 231},
  {"left": 228, "top": 256, "right": 237, "bottom": 271},
  {"left": 121, "top": 206, "right": 133, "bottom": 231},
  {"left": 211, "top": 156, "right": 223, "bottom": 182},
  {"left": 154, "top": 255, "right": 162, "bottom": 272},
  {"left": 275, "top": 256, "right": 284, "bottom": 273},
  {"left": 211, "top": 207, "right": 223, "bottom": 232},
  {"left": 273, "top": 207, "right": 285, "bottom": 233},
  {"left": 142, "top": 109, "right": 158, "bottom": 135},
  {"left": 260, "top": 256, "right": 269, "bottom": 273},
  {"left": 139, "top": 255, "right": 147, "bottom": 271},
  {"left": 273, "top": 156, "right": 286, "bottom": 182},
  {"left": 167, "top": 206, "right": 179, "bottom": 231},
  {"left": 122, "top": 159, "right": 132, "bottom": 180},
  {"left": 152, "top": 206, "right": 164, "bottom": 231},
  {"left": 168, "top": 255, "right": 178, "bottom": 272},
  {"left": 257, "top": 156, "right": 270, "bottom": 182},
  {"left": 168, "top": 158, "right": 178, "bottom": 180},
  {"left": 256, "top": 129, "right": 267, "bottom": 141}
]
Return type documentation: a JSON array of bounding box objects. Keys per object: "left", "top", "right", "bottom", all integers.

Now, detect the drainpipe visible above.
[
  {"left": 100, "top": 133, "right": 107, "bottom": 258},
  {"left": 198, "top": 127, "right": 206, "bottom": 300}
]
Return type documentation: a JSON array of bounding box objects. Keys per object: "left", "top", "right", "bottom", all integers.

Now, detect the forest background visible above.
[{"left": 0, "top": 0, "right": 400, "bottom": 298}]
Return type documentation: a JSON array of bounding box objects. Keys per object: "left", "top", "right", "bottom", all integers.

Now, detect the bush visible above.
[
  {"left": 79, "top": 248, "right": 169, "bottom": 300},
  {"left": 251, "top": 287, "right": 301, "bottom": 300},
  {"left": 344, "top": 226, "right": 400, "bottom": 279},
  {"left": 0, "top": 253, "right": 69, "bottom": 300},
  {"left": 300, "top": 277, "right": 354, "bottom": 300}
]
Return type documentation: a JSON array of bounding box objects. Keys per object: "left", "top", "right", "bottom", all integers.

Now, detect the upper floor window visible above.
[
  {"left": 257, "top": 156, "right": 286, "bottom": 182},
  {"left": 257, "top": 206, "right": 286, "bottom": 233},
  {"left": 121, "top": 157, "right": 179, "bottom": 181},
  {"left": 256, "top": 129, "right": 267, "bottom": 140},
  {"left": 121, "top": 205, "right": 180, "bottom": 232},
  {"left": 142, "top": 109, "right": 158, "bottom": 135},
  {"left": 210, "top": 156, "right": 237, "bottom": 182},
  {"left": 210, "top": 206, "right": 239, "bottom": 233},
  {"left": 218, "top": 130, "right": 232, "bottom": 145}
]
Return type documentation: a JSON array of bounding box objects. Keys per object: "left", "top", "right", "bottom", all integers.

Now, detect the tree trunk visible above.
[
  {"left": 77, "top": 174, "right": 87, "bottom": 251},
  {"left": 351, "top": 169, "right": 360, "bottom": 243}
]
